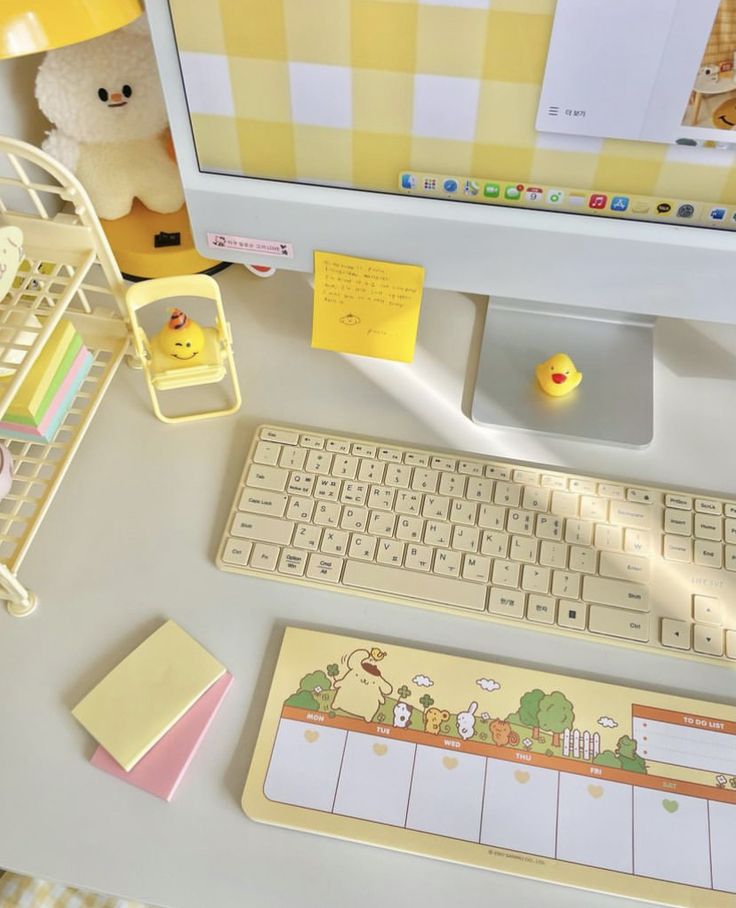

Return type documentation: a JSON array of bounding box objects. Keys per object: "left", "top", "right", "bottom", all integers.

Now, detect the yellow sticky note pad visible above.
[
  {"left": 312, "top": 252, "right": 424, "bottom": 362},
  {"left": 72, "top": 621, "right": 225, "bottom": 771}
]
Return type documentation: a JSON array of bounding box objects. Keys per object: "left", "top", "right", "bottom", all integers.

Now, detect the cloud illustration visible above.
[
  {"left": 413, "top": 674, "right": 433, "bottom": 687},
  {"left": 598, "top": 716, "right": 618, "bottom": 728},
  {"left": 477, "top": 678, "right": 501, "bottom": 692}
]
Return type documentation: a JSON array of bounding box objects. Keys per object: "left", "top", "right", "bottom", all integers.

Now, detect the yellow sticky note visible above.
[
  {"left": 72, "top": 621, "right": 225, "bottom": 771},
  {"left": 312, "top": 252, "right": 424, "bottom": 362}
]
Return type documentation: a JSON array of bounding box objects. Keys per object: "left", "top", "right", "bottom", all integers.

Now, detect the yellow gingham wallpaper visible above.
[{"left": 168, "top": 0, "right": 736, "bottom": 205}]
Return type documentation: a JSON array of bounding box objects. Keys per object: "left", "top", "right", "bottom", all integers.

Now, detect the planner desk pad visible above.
[{"left": 244, "top": 628, "right": 736, "bottom": 907}]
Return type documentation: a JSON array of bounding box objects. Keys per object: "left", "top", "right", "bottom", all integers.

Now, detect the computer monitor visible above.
[{"left": 146, "top": 0, "right": 736, "bottom": 445}]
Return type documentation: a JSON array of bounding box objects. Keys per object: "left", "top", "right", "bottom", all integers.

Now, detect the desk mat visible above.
[{"left": 243, "top": 628, "right": 736, "bottom": 906}]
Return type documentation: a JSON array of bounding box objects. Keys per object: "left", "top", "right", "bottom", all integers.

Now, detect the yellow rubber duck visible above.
[
  {"left": 156, "top": 308, "right": 205, "bottom": 362},
  {"left": 536, "top": 352, "right": 582, "bottom": 398}
]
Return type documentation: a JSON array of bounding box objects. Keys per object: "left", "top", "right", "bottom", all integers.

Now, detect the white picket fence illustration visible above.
[{"left": 562, "top": 728, "right": 601, "bottom": 761}]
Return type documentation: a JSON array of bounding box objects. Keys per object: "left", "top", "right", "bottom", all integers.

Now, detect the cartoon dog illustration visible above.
[
  {"left": 331, "top": 647, "right": 393, "bottom": 722},
  {"left": 489, "top": 718, "right": 520, "bottom": 747},
  {"left": 393, "top": 701, "right": 412, "bottom": 729},
  {"left": 423, "top": 707, "right": 450, "bottom": 735},
  {"left": 457, "top": 701, "right": 478, "bottom": 741}
]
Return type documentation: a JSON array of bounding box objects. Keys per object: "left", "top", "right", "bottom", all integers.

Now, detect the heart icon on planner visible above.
[
  {"left": 442, "top": 756, "right": 458, "bottom": 770},
  {"left": 587, "top": 784, "right": 604, "bottom": 799},
  {"left": 514, "top": 770, "right": 530, "bottom": 784},
  {"left": 662, "top": 799, "right": 679, "bottom": 814},
  {"left": 303, "top": 730, "right": 319, "bottom": 743},
  {"left": 372, "top": 743, "right": 388, "bottom": 756}
]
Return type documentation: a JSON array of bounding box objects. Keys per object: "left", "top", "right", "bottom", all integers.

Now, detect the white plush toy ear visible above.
[{"left": 0, "top": 226, "right": 24, "bottom": 302}]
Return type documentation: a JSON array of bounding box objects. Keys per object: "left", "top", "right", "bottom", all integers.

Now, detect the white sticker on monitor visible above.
[{"left": 207, "top": 233, "right": 294, "bottom": 257}]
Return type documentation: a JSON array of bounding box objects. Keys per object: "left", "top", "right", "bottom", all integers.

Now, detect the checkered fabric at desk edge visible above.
[{"left": 0, "top": 873, "right": 150, "bottom": 908}]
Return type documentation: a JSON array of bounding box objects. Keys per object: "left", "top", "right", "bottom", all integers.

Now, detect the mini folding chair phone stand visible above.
[{"left": 125, "top": 274, "right": 241, "bottom": 423}]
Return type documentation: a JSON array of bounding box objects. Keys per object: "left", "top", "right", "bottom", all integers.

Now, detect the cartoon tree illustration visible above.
[
  {"left": 299, "top": 670, "right": 331, "bottom": 693},
  {"left": 537, "top": 691, "right": 574, "bottom": 747},
  {"left": 419, "top": 693, "right": 435, "bottom": 710},
  {"left": 327, "top": 664, "right": 339, "bottom": 679},
  {"left": 593, "top": 735, "right": 647, "bottom": 774},
  {"left": 397, "top": 685, "right": 411, "bottom": 700},
  {"left": 507, "top": 688, "right": 546, "bottom": 739},
  {"left": 284, "top": 689, "right": 319, "bottom": 710}
]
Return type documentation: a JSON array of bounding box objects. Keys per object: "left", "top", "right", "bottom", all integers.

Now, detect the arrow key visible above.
[
  {"left": 694, "top": 624, "right": 724, "bottom": 657},
  {"left": 661, "top": 618, "right": 691, "bottom": 650}
]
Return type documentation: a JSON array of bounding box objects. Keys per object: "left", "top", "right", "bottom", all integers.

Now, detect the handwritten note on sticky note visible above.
[{"left": 312, "top": 252, "right": 424, "bottom": 362}]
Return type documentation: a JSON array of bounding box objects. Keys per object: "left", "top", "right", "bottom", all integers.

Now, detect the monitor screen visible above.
[{"left": 167, "top": 0, "right": 736, "bottom": 231}]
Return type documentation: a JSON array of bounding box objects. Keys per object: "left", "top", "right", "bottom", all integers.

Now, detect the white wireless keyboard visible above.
[{"left": 217, "top": 424, "right": 736, "bottom": 664}]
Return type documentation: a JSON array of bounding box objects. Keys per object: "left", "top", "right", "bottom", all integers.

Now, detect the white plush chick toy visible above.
[{"left": 35, "top": 16, "right": 184, "bottom": 221}]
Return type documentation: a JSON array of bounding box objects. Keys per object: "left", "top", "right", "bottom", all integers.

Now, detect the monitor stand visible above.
[{"left": 471, "top": 299, "right": 654, "bottom": 447}]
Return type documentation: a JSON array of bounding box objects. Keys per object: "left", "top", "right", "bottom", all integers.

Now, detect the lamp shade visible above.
[{"left": 1, "top": 0, "right": 143, "bottom": 59}]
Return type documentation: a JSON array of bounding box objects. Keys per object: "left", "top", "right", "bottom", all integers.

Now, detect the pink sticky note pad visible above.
[{"left": 91, "top": 671, "right": 233, "bottom": 801}]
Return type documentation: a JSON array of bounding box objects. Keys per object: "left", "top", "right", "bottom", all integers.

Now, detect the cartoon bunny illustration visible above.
[{"left": 457, "top": 701, "right": 478, "bottom": 741}]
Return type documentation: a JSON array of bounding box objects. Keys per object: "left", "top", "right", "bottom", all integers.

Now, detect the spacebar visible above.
[{"left": 343, "top": 561, "right": 487, "bottom": 611}]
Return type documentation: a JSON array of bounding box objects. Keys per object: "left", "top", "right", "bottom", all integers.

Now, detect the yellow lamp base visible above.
[{"left": 100, "top": 201, "right": 227, "bottom": 281}]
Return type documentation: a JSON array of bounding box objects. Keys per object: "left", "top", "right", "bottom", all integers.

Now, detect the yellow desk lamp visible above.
[{"left": 1, "top": 1, "right": 224, "bottom": 281}]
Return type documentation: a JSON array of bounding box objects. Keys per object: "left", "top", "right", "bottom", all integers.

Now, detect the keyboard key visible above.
[
  {"left": 450, "top": 499, "right": 478, "bottom": 526},
  {"left": 405, "top": 451, "right": 429, "bottom": 466},
  {"left": 404, "top": 544, "right": 433, "bottom": 572},
  {"left": 535, "top": 514, "right": 562, "bottom": 540},
  {"left": 300, "top": 434, "right": 325, "bottom": 449},
  {"left": 598, "top": 483, "right": 625, "bottom": 499},
  {"left": 333, "top": 455, "right": 359, "bottom": 479},
  {"left": 434, "top": 549, "right": 462, "bottom": 578},
  {"left": 522, "top": 486, "right": 550, "bottom": 512},
  {"left": 462, "top": 553, "right": 491, "bottom": 583},
  {"left": 287, "top": 472, "right": 314, "bottom": 495},
  {"left": 486, "top": 464, "right": 511, "bottom": 481},
  {"left": 726, "top": 519, "right": 736, "bottom": 544},
  {"left": 589, "top": 606, "right": 649, "bottom": 642},
  {"left": 492, "top": 559, "right": 521, "bottom": 588},
  {"left": 250, "top": 543, "right": 279, "bottom": 571},
  {"left": 551, "top": 491, "right": 578, "bottom": 517},
  {"left": 231, "top": 513, "right": 293, "bottom": 545},
  {"left": 510, "top": 535, "right": 538, "bottom": 564},
  {"left": 378, "top": 447, "right": 402, "bottom": 462},
  {"left": 569, "top": 546, "right": 597, "bottom": 574},
  {"left": 541, "top": 474, "right": 567, "bottom": 490},
  {"left": 494, "top": 482, "right": 521, "bottom": 507},
  {"left": 694, "top": 514, "right": 722, "bottom": 541},
  {"left": 314, "top": 501, "right": 341, "bottom": 526},
  {"left": 610, "top": 500, "right": 653, "bottom": 529},
  {"left": 481, "top": 530, "right": 509, "bottom": 558},
  {"left": 594, "top": 524, "right": 623, "bottom": 552},
  {"left": 287, "top": 496, "right": 314, "bottom": 522},
  {"left": 726, "top": 546, "right": 736, "bottom": 571},
  {"left": 422, "top": 495, "right": 450, "bottom": 520},
  {"left": 261, "top": 427, "right": 298, "bottom": 444},
  {"left": 514, "top": 468, "right": 539, "bottom": 486},
  {"left": 384, "top": 463, "right": 411, "bottom": 488},
  {"left": 661, "top": 618, "right": 691, "bottom": 650},
  {"left": 558, "top": 601, "right": 587, "bottom": 630},
  {"left": 488, "top": 588, "right": 525, "bottom": 618},
  {"left": 580, "top": 496, "right": 607, "bottom": 521},
  {"left": 451, "top": 525, "right": 480, "bottom": 553},
  {"left": 412, "top": 469, "right": 439, "bottom": 492},
  {"left": 694, "top": 541, "right": 723, "bottom": 569},
  {"left": 694, "top": 625, "right": 724, "bottom": 656},
  {"left": 564, "top": 518, "right": 593, "bottom": 546},
  {"left": 527, "top": 595, "right": 556, "bottom": 623},
  {"left": 627, "top": 488, "right": 655, "bottom": 503},
  {"left": 583, "top": 576, "right": 649, "bottom": 612},
  {"left": 570, "top": 479, "right": 596, "bottom": 495},
  {"left": 693, "top": 595, "right": 721, "bottom": 625},
  {"left": 321, "top": 528, "right": 349, "bottom": 556},
  {"left": 424, "top": 521, "right": 451, "bottom": 547},
  {"left": 695, "top": 498, "right": 722, "bottom": 515},
  {"left": 353, "top": 443, "right": 377, "bottom": 459},
  {"left": 665, "top": 493, "right": 692, "bottom": 510},
  {"left": 439, "top": 473, "right": 465, "bottom": 497},
  {"left": 664, "top": 509, "right": 692, "bottom": 536},
  {"left": 458, "top": 460, "right": 484, "bottom": 476},
  {"left": 727, "top": 630, "right": 736, "bottom": 659},
  {"left": 368, "top": 511, "right": 396, "bottom": 537},
  {"left": 253, "top": 441, "right": 280, "bottom": 465},
  {"left": 726, "top": 503, "right": 736, "bottom": 519},
  {"left": 599, "top": 551, "right": 650, "bottom": 583},
  {"left": 624, "top": 528, "right": 650, "bottom": 555},
  {"left": 376, "top": 538, "right": 404, "bottom": 566},
  {"left": 238, "top": 489, "right": 288, "bottom": 517},
  {"left": 539, "top": 540, "right": 567, "bottom": 568},
  {"left": 521, "top": 565, "right": 551, "bottom": 594},
  {"left": 552, "top": 570, "right": 581, "bottom": 599},
  {"left": 343, "top": 560, "right": 487, "bottom": 611},
  {"left": 396, "top": 515, "right": 424, "bottom": 542},
  {"left": 279, "top": 446, "right": 307, "bottom": 470},
  {"left": 478, "top": 504, "right": 505, "bottom": 530},
  {"left": 348, "top": 535, "right": 377, "bottom": 561},
  {"left": 431, "top": 456, "right": 456, "bottom": 472},
  {"left": 293, "top": 524, "right": 321, "bottom": 551},
  {"left": 663, "top": 534, "right": 692, "bottom": 562},
  {"left": 341, "top": 507, "right": 368, "bottom": 532},
  {"left": 247, "top": 464, "right": 288, "bottom": 492},
  {"left": 222, "top": 538, "right": 252, "bottom": 567},
  {"left": 326, "top": 439, "right": 350, "bottom": 453},
  {"left": 278, "top": 548, "right": 307, "bottom": 576},
  {"left": 466, "top": 477, "right": 493, "bottom": 502},
  {"left": 306, "top": 555, "right": 343, "bottom": 583},
  {"left": 507, "top": 508, "right": 533, "bottom": 535},
  {"left": 358, "top": 459, "right": 384, "bottom": 483}
]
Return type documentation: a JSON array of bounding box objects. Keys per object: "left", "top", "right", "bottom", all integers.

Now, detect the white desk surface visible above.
[{"left": 0, "top": 266, "right": 734, "bottom": 908}]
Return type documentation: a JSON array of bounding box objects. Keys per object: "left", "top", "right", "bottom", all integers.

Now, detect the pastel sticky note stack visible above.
[
  {"left": 91, "top": 671, "right": 233, "bottom": 801},
  {"left": 73, "top": 621, "right": 227, "bottom": 781},
  {"left": 0, "top": 318, "right": 93, "bottom": 443}
]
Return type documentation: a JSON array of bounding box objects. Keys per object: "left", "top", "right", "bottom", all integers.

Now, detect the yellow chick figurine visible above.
[
  {"left": 156, "top": 308, "right": 205, "bottom": 363},
  {"left": 536, "top": 352, "right": 582, "bottom": 398}
]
